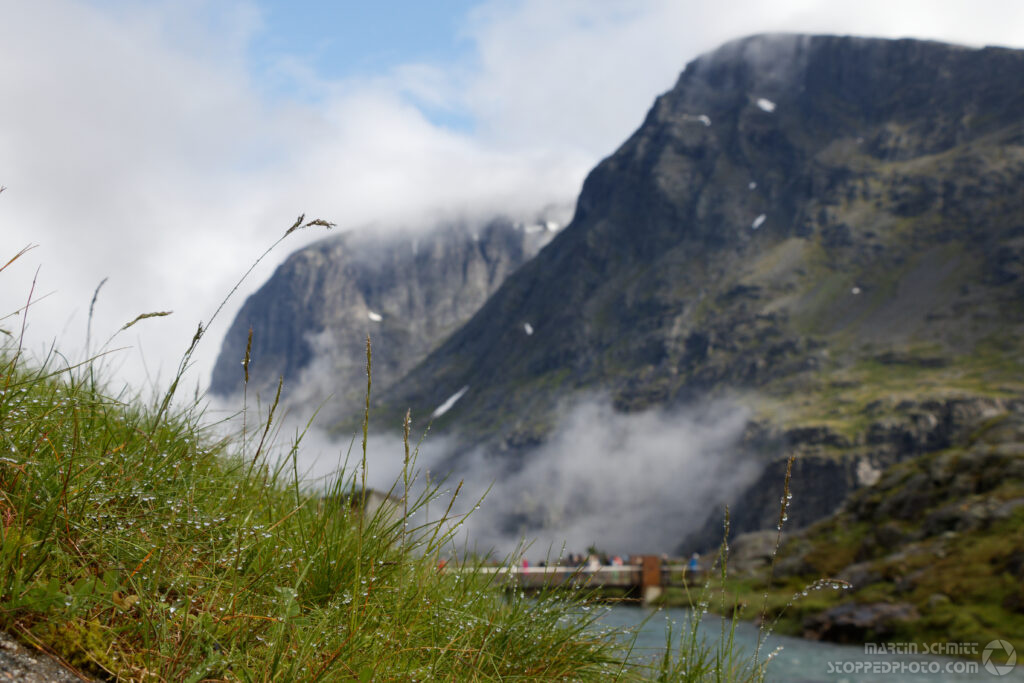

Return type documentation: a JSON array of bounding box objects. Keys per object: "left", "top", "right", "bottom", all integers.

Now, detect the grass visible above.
[
  {"left": 751, "top": 341, "right": 1024, "bottom": 446},
  {"left": 0, "top": 339, "right": 639, "bottom": 680},
  {"left": 0, "top": 231, "right": 777, "bottom": 681},
  {"left": 638, "top": 513, "right": 776, "bottom": 683}
]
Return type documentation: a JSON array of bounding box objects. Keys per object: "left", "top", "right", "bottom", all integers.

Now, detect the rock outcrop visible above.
[
  {"left": 210, "top": 216, "right": 561, "bottom": 423},
  {"left": 685, "top": 397, "right": 1024, "bottom": 549},
  {"left": 802, "top": 602, "right": 921, "bottom": 643},
  {"left": 751, "top": 409, "right": 1024, "bottom": 650}
]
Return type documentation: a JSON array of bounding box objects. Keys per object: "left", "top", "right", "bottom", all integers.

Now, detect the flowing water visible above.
[{"left": 599, "top": 605, "right": 1023, "bottom": 682}]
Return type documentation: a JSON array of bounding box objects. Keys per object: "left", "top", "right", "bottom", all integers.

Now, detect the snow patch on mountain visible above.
[{"left": 431, "top": 386, "right": 469, "bottom": 419}]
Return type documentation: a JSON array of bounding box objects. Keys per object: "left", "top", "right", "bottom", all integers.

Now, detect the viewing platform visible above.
[{"left": 473, "top": 556, "right": 703, "bottom": 605}]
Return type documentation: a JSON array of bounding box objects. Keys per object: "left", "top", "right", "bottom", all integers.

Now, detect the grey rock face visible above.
[
  {"left": 802, "top": 602, "right": 920, "bottom": 643},
  {"left": 210, "top": 217, "right": 559, "bottom": 423},
  {"left": 0, "top": 631, "right": 94, "bottom": 682},
  {"left": 727, "top": 529, "right": 780, "bottom": 573},
  {"left": 684, "top": 398, "right": 1024, "bottom": 551},
  {"left": 364, "top": 35, "right": 1024, "bottom": 554},
  {"left": 381, "top": 34, "right": 1024, "bottom": 446}
]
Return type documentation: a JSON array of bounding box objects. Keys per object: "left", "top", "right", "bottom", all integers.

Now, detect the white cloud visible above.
[
  {"left": 1, "top": 0, "right": 1021, "bottom": 397},
  {"left": 424, "top": 395, "right": 758, "bottom": 557},
  {"left": 0, "top": 1, "right": 585, "bottom": 392},
  {"left": 461, "top": 0, "right": 1024, "bottom": 156},
  {"left": 0, "top": 1, "right": 282, "bottom": 386},
  {"left": 253, "top": 391, "right": 757, "bottom": 558}
]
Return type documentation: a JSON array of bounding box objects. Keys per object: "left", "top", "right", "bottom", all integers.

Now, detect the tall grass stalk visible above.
[{"left": 648, "top": 507, "right": 768, "bottom": 683}]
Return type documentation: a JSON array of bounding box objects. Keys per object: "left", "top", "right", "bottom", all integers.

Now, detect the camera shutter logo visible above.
[{"left": 982, "top": 640, "right": 1017, "bottom": 676}]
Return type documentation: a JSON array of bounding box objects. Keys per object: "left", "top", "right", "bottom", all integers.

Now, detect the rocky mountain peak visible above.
[
  {"left": 376, "top": 34, "right": 1024, "bottom": 529},
  {"left": 210, "top": 212, "right": 566, "bottom": 422},
  {"left": 213, "top": 34, "right": 1024, "bottom": 559}
]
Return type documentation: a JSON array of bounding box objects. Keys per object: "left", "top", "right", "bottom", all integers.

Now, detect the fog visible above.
[
  {"left": 446, "top": 396, "right": 759, "bottom": 558},
  {"left": 239, "top": 391, "right": 758, "bottom": 560}
]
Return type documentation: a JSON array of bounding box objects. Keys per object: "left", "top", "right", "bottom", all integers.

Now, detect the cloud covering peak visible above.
[{"left": 2, "top": 0, "right": 1022, "bottom": 396}]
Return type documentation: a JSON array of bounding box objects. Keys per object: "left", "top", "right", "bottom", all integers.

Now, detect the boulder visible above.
[
  {"left": 729, "top": 530, "right": 781, "bottom": 573},
  {"left": 803, "top": 602, "right": 920, "bottom": 643},
  {"left": 836, "top": 562, "right": 882, "bottom": 591}
]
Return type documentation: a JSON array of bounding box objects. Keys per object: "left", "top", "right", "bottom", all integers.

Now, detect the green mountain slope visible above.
[{"left": 712, "top": 411, "right": 1024, "bottom": 655}]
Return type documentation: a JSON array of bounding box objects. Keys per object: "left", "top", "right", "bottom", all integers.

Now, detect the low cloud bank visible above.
[
  {"left": 446, "top": 396, "right": 759, "bottom": 558},
  {"left": 241, "top": 392, "right": 760, "bottom": 560}
]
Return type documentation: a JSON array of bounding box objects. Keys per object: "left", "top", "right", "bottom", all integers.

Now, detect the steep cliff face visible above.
[
  {"left": 210, "top": 216, "right": 561, "bottom": 422},
  {"left": 373, "top": 35, "right": 1024, "bottom": 542},
  {"left": 212, "top": 34, "right": 1024, "bottom": 553},
  {"left": 381, "top": 35, "right": 1024, "bottom": 444}
]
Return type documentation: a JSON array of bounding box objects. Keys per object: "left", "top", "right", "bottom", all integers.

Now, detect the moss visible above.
[
  {"left": 802, "top": 522, "right": 870, "bottom": 575},
  {"left": 32, "top": 617, "right": 127, "bottom": 678}
]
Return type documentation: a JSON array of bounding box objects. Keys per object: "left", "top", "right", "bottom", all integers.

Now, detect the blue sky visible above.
[
  {"left": 252, "top": 1, "right": 479, "bottom": 83},
  {"left": 243, "top": 1, "right": 481, "bottom": 131},
  {"left": 2, "top": 0, "right": 1023, "bottom": 395}
]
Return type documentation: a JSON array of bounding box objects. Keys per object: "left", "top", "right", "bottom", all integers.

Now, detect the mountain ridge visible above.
[
  {"left": 210, "top": 213, "right": 565, "bottom": 423},
  {"left": 366, "top": 34, "right": 1024, "bottom": 548},
  {"left": 378, "top": 34, "right": 1024, "bottom": 446},
  {"left": 212, "top": 33, "right": 1024, "bottom": 553},
  {"left": 205, "top": 31, "right": 1024, "bottom": 651}
]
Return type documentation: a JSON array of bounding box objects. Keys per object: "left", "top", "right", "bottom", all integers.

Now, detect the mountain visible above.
[
  {"left": 376, "top": 34, "right": 1024, "bottom": 539},
  {"left": 210, "top": 215, "right": 563, "bottom": 422},
  {"left": 209, "top": 31, "right": 1024, "bottom": 650}
]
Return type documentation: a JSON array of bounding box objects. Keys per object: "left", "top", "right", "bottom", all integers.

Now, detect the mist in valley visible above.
[{"left": 226, "top": 386, "right": 761, "bottom": 560}]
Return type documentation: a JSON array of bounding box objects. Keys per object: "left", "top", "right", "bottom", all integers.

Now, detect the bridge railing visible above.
[
  {"left": 469, "top": 561, "right": 704, "bottom": 591},
  {"left": 475, "top": 564, "right": 643, "bottom": 588}
]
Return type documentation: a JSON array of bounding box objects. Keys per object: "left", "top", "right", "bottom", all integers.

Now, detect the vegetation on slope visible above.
[
  {"left": 772, "top": 415, "right": 1024, "bottom": 654},
  {"left": 662, "top": 416, "right": 1024, "bottom": 665}
]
